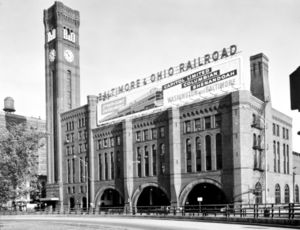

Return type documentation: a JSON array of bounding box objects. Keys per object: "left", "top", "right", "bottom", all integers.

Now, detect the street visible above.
[{"left": 0, "top": 216, "right": 298, "bottom": 230}]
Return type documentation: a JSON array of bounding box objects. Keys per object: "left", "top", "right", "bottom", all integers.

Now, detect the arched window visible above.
[
  {"left": 277, "top": 142, "right": 280, "bottom": 173},
  {"left": 253, "top": 133, "right": 257, "bottom": 147},
  {"left": 98, "top": 154, "right": 102, "bottom": 180},
  {"left": 111, "top": 152, "right": 114, "bottom": 179},
  {"left": 144, "top": 146, "right": 149, "bottom": 176},
  {"left": 186, "top": 139, "right": 192, "bottom": 172},
  {"left": 116, "top": 151, "right": 121, "bottom": 178},
  {"left": 160, "top": 144, "right": 166, "bottom": 174},
  {"left": 283, "top": 144, "right": 286, "bottom": 174},
  {"left": 275, "top": 184, "right": 281, "bottom": 204},
  {"left": 284, "top": 184, "right": 290, "bottom": 203},
  {"left": 205, "top": 135, "right": 211, "bottom": 170},
  {"left": 273, "top": 141, "right": 276, "bottom": 172},
  {"left": 216, "top": 133, "right": 222, "bottom": 170},
  {"left": 255, "top": 182, "right": 262, "bottom": 204},
  {"left": 137, "top": 147, "right": 141, "bottom": 177},
  {"left": 104, "top": 153, "right": 108, "bottom": 180},
  {"left": 295, "top": 185, "right": 299, "bottom": 203},
  {"left": 287, "top": 145, "right": 289, "bottom": 174},
  {"left": 196, "top": 137, "right": 201, "bottom": 172},
  {"left": 252, "top": 114, "right": 256, "bottom": 124},
  {"left": 152, "top": 145, "right": 157, "bottom": 176}
]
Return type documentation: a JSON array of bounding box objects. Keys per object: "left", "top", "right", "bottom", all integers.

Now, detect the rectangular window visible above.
[
  {"left": 104, "top": 138, "right": 108, "bottom": 147},
  {"left": 205, "top": 116, "right": 211, "bottom": 129},
  {"left": 283, "top": 127, "right": 285, "bottom": 139},
  {"left": 273, "top": 123, "right": 276, "bottom": 135},
  {"left": 110, "top": 137, "right": 114, "bottom": 147},
  {"left": 159, "top": 126, "right": 165, "bottom": 138},
  {"left": 72, "top": 158, "right": 75, "bottom": 183},
  {"left": 276, "top": 125, "right": 280, "bottom": 136},
  {"left": 194, "top": 118, "right": 201, "bottom": 131},
  {"left": 185, "top": 120, "right": 192, "bottom": 133},
  {"left": 151, "top": 128, "right": 157, "bottom": 139},
  {"left": 136, "top": 131, "right": 141, "bottom": 142},
  {"left": 144, "top": 129, "right": 149, "bottom": 141},
  {"left": 215, "top": 114, "right": 221, "bottom": 128},
  {"left": 286, "top": 129, "right": 289, "bottom": 140},
  {"left": 116, "top": 136, "right": 121, "bottom": 145},
  {"left": 80, "top": 157, "right": 84, "bottom": 182},
  {"left": 67, "top": 159, "right": 71, "bottom": 183},
  {"left": 98, "top": 154, "right": 102, "bottom": 180}
]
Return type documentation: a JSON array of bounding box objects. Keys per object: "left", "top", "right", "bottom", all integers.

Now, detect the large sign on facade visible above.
[{"left": 97, "top": 45, "right": 242, "bottom": 124}]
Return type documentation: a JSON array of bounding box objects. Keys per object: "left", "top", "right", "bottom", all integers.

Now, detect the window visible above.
[
  {"left": 98, "top": 154, "right": 102, "bottom": 180},
  {"left": 295, "top": 185, "right": 299, "bottom": 203},
  {"left": 196, "top": 137, "right": 201, "bottom": 172},
  {"left": 144, "top": 129, "right": 149, "bottom": 141},
  {"left": 287, "top": 145, "right": 289, "bottom": 174},
  {"left": 160, "top": 144, "right": 166, "bottom": 174},
  {"left": 111, "top": 152, "right": 114, "bottom": 179},
  {"left": 145, "top": 146, "right": 149, "bottom": 176},
  {"left": 273, "top": 141, "right": 276, "bottom": 172},
  {"left": 185, "top": 120, "right": 192, "bottom": 133},
  {"left": 277, "top": 142, "right": 280, "bottom": 173},
  {"left": 205, "top": 116, "right": 211, "bottom": 129},
  {"left": 151, "top": 128, "right": 157, "bottom": 139},
  {"left": 283, "top": 127, "right": 285, "bottom": 139},
  {"left": 195, "top": 118, "right": 201, "bottom": 131},
  {"left": 283, "top": 144, "right": 286, "bottom": 174},
  {"left": 80, "top": 157, "right": 84, "bottom": 182},
  {"left": 253, "top": 134, "right": 257, "bottom": 147},
  {"left": 72, "top": 158, "right": 75, "bottom": 183},
  {"left": 104, "top": 138, "right": 108, "bottom": 147},
  {"left": 137, "top": 147, "right": 141, "bottom": 177},
  {"left": 205, "top": 135, "right": 211, "bottom": 170},
  {"left": 252, "top": 114, "right": 256, "bottom": 125},
  {"left": 67, "top": 159, "right": 71, "bottom": 183},
  {"left": 216, "top": 133, "right": 222, "bottom": 170},
  {"left": 116, "top": 151, "right": 121, "bottom": 178},
  {"left": 116, "top": 136, "right": 121, "bottom": 146},
  {"left": 277, "top": 124, "right": 280, "bottom": 136},
  {"left": 275, "top": 184, "right": 281, "bottom": 204},
  {"left": 284, "top": 184, "right": 290, "bottom": 203},
  {"left": 104, "top": 153, "right": 108, "bottom": 180},
  {"left": 273, "top": 123, "right": 276, "bottom": 135},
  {"left": 159, "top": 127, "right": 165, "bottom": 138},
  {"left": 136, "top": 131, "right": 141, "bottom": 142},
  {"left": 186, "top": 139, "right": 192, "bottom": 173},
  {"left": 215, "top": 114, "right": 221, "bottom": 128},
  {"left": 255, "top": 182, "right": 262, "bottom": 204},
  {"left": 152, "top": 145, "right": 157, "bottom": 176},
  {"left": 286, "top": 129, "right": 289, "bottom": 140},
  {"left": 110, "top": 137, "right": 114, "bottom": 147}
]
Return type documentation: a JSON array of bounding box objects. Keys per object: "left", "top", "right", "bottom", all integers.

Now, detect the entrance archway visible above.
[
  {"left": 69, "top": 197, "right": 75, "bottom": 209},
  {"left": 184, "top": 183, "right": 227, "bottom": 205},
  {"left": 136, "top": 186, "right": 170, "bottom": 207},
  {"left": 99, "top": 188, "right": 124, "bottom": 207}
]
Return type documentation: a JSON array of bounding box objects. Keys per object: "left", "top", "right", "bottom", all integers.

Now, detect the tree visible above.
[{"left": 0, "top": 123, "right": 45, "bottom": 205}]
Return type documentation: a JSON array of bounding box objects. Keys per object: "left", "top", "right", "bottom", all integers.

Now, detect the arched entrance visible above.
[
  {"left": 136, "top": 186, "right": 170, "bottom": 207},
  {"left": 99, "top": 188, "right": 124, "bottom": 207},
  {"left": 69, "top": 197, "right": 75, "bottom": 209},
  {"left": 184, "top": 183, "right": 227, "bottom": 205}
]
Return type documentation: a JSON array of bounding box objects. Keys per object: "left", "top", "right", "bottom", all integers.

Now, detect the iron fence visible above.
[{"left": 1, "top": 203, "right": 299, "bottom": 220}]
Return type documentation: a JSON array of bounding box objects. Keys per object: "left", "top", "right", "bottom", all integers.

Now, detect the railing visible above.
[{"left": 1, "top": 203, "right": 300, "bottom": 220}]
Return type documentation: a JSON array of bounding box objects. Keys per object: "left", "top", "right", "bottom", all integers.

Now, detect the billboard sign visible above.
[{"left": 97, "top": 45, "right": 241, "bottom": 124}]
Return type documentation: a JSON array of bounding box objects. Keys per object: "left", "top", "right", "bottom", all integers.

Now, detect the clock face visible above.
[
  {"left": 64, "top": 49, "right": 74, "bottom": 63},
  {"left": 49, "top": 49, "right": 56, "bottom": 62}
]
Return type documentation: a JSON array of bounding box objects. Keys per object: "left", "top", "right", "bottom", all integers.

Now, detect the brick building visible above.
[{"left": 43, "top": 2, "right": 299, "bottom": 210}]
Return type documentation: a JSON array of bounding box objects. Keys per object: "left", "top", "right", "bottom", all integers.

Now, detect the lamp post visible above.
[
  {"left": 74, "top": 156, "right": 89, "bottom": 211},
  {"left": 293, "top": 167, "right": 296, "bottom": 203}
]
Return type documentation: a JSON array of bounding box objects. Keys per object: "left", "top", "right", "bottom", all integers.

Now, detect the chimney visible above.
[{"left": 250, "top": 53, "right": 271, "bottom": 103}]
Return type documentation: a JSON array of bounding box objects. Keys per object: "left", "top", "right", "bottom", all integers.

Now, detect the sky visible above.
[{"left": 0, "top": 0, "right": 300, "bottom": 150}]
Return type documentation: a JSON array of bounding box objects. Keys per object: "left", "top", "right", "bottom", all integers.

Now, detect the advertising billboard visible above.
[{"left": 97, "top": 45, "right": 242, "bottom": 125}]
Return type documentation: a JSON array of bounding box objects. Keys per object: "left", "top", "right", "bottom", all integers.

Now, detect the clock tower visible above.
[{"left": 43, "top": 1, "right": 80, "bottom": 207}]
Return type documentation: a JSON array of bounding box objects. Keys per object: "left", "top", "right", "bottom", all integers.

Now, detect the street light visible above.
[
  {"left": 73, "top": 155, "right": 89, "bottom": 211},
  {"left": 293, "top": 166, "right": 296, "bottom": 203}
]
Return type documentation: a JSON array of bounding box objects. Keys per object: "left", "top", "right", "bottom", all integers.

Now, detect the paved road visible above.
[{"left": 0, "top": 216, "right": 298, "bottom": 230}]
